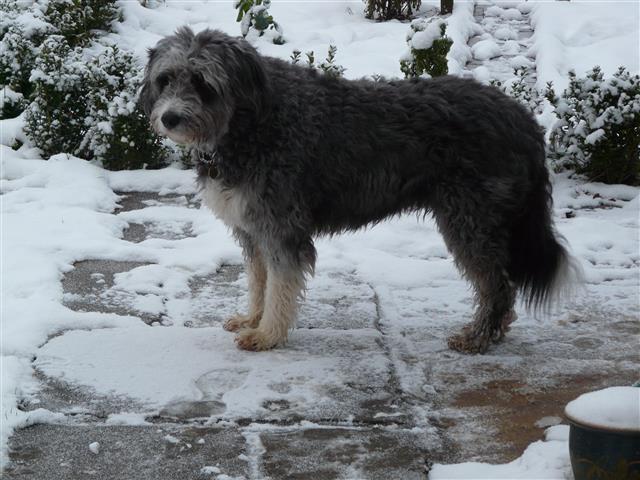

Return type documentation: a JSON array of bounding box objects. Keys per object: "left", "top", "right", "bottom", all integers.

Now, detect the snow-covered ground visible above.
[{"left": 1, "top": 0, "right": 639, "bottom": 478}]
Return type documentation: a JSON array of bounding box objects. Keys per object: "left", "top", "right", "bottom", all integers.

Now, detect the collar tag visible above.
[{"left": 198, "top": 150, "right": 219, "bottom": 179}]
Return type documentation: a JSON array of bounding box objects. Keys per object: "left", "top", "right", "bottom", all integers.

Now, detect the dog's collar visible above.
[{"left": 197, "top": 149, "right": 220, "bottom": 179}]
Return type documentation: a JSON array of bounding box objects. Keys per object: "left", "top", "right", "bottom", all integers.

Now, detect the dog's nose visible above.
[{"left": 161, "top": 111, "right": 181, "bottom": 130}]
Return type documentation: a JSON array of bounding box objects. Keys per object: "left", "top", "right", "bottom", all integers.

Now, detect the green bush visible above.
[
  {"left": 291, "top": 45, "right": 345, "bottom": 78},
  {"left": 0, "top": 1, "right": 52, "bottom": 101},
  {"left": 25, "top": 37, "right": 168, "bottom": 169},
  {"left": 25, "top": 35, "right": 89, "bottom": 156},
  {"left": 400, "top": 19, "right": 452, "bottom": 78},
  {"left": 43, "top": 0, "right": 120, "bottom": 47},
  {"left": 81, "top": 47, "right": 168, "bottom": 170},
  {"left": 491, "top": 67, "right": 545, "bottom": 115},
  {"left": 4, "top": 0, "right": 169, "bottom": 169},
  {"left": 0, "top": 86, "right": 26, "bottom": 119},
  {"left": 366, "top": 0, "right": 421, "bottom": 21},
  {"left": 546, "top": 66, "right": 640, "bottom": 185},
  {"left": 235, "top": 0, "right": 284, "bottom": 45}
]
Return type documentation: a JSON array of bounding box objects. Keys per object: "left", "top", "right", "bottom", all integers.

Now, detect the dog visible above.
[{"left": 140, "top": 27, "right": 577, "bottom": 354}]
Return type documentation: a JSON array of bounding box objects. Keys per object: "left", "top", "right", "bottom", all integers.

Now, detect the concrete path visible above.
[{"left": 5, "top": 187, "right": 638, "bottom": 479}]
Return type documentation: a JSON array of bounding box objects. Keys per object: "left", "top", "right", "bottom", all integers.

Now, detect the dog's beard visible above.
[{"left": 149, "top": 99, "right": 194, "bottom": 145}]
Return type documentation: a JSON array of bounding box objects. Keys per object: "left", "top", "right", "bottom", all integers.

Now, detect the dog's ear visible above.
[
  {"left": 192, "top": 30, "right": 270, "bottom": 116},
  {"left": 138, "top": 47, "right": 157, "bottom": 116},
  {"left": 226, "top": 39, "right": 271, "bottom": 116}
]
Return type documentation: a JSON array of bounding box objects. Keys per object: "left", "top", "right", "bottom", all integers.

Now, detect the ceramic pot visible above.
[{"left": 566, "top": 412, "right": 640, "bottom": 480}]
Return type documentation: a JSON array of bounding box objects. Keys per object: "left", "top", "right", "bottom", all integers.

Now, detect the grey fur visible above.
[{"left": 141, "top": 27, "right": 577, "bottom": 353}]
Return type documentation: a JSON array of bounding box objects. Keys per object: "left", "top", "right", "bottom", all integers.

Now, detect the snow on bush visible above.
[
  {"left": 546, "top": 66, "right": 640, "bottom": 185},
  {"left": 365, "top": 0, "right": 421, "bottom": 21},
  {"left": 0, "top": 2, "right": 52, "bottom": 106},
  {"left": 25, "top": 37, "right": 168, "bottom": 169},
  {"left": 491, "top": 67, "right": 545, "bottom": 115},
  {"left": 235, "top": 0, "right": 284, "bottom": 45},
  {"left": 2, "top": 0, "right": 169, "bottom": 169},
  {"left": 41, "top": 0, "right": 120, "bottom": 47},
  {"left": 400, "top": 18, "right": 452, "bottom": 78},
  {"left": 0, "top": 86, "right": 25, "bottom": 120}
]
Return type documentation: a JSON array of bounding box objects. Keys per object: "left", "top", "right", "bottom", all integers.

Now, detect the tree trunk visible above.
[{"left": 441, "top": 0, "right": 453, "bottom": 14}]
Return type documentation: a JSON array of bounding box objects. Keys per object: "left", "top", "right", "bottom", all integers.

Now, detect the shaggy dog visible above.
[{"left": 140, "top": 27, "right": 576, "bottom": 353}]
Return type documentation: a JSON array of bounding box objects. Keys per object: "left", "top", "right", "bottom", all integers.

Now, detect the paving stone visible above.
[
  {"left": 260, "top": 427, "right": 431, "bottom": 480},
  {"left": 116, "top": 192, "right": 199, "bottom": 243},
  {"left": 32, "top": 327, "right": 406, "bottom": 426},
  {"left": 62, "top": 260, "right": 160, "bottom": 324},
  {"left": 6, "top": 425, "right": 248, "bottom": 480}
]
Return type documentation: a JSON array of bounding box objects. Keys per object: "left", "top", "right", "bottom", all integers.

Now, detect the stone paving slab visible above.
[
  {"left": 32, "top": 326, "right": 404, "bottom": 425},
  {"left": 5, "top": 425, "right": 249, "bottom": 480},
  {"left": 259, "top": 427, "right": 432, "bottom": 480},
  {"left": 62, "top": 260, "right": 159, "bottom": 324}
]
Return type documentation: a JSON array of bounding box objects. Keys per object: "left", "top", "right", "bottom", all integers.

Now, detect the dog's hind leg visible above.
[
  {"left": 235, "top": 238, "right": 315, "bottom": 351},
  {"left": 434, "top": 199, "right": 517, "bottom": 354},
  {"left": 447, "top": 268, "right": 517, "bottom": 354}
]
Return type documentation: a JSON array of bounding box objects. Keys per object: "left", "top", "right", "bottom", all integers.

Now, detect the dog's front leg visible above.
[
  {"left": 224, "top": 246, "right": 267, "bottom": 332},
  {"left": 235, "top": 240, "right": 315, "bottom": 351},
  {"left": 224, "top": 230, "right": 266, "bottom": 332}
]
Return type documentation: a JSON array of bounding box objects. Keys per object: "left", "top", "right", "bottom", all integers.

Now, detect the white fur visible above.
[{"left": 200, "top": 177, "right": 248, "bottom": 230}]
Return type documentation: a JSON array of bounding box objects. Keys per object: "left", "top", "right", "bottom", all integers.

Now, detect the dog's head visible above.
[{"left": 140, "top": 27, "right": 268, "bottom": 148}]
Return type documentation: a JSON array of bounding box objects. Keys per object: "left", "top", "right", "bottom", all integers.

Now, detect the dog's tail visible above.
[{"left": 507, "top": 168, "right": 582, "bottom": 312}]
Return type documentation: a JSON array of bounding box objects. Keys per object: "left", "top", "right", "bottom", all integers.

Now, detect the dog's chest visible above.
[{"left": 200, "top": 177, "right": 248, "bottom": 229}]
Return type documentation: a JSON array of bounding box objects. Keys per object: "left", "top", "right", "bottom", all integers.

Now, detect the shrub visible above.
[
  {"left": 0, "top": 2, "right": 52, "bottom": 101},
  {"left": 291, "top": 45, "right": 345, "bottom": 78},
  {"left": 235, "top": 0, "right": 284, "bottom": 45},
  {"left": 491, "top": 67, "right": 545, "bottom": 115},
  {"left": 80, "top": 47, "right": 169, "bottom": 170},
  {"left": 25, "top": 37, "right": 168, "bottom": 169},
  {"left": 0, "top": 86, "right": 26, "bottom": 119},
  {"left": 546, "top": 66, "right": 640, "bottom": 185},
  {"left": 42, "top": 0, "right": 120, "bottom": 47},
  {"left": 400, "top": 18, "right": 452, "bottom": 78},
  {"left": 365, "top": 0, "right": 421, "bottom": 20},
  {"left": 25, "top": 35, "right": 89, "bottom": 156}
]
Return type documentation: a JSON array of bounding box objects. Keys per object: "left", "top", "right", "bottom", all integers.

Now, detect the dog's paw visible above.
[
  {"left": 447, "top": 329, "right": 491, "bottom": 354},
  {"left": 235, "top": 328, "right": 281, "bottom": 351},
  {"left": 224, "top": 313, "right": 261, "bottom": 332}
]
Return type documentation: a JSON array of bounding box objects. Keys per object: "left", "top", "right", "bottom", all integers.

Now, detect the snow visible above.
[
  {"left": 565, "top": 386, "right": 640, "bottom": 431},
  {"left": 1, "top": 0, "right": 639, "bottom": 475},
  {"left": 493, "top": 26, "right": 517, "bottom": 41},
  {"left": 410, "top": 19, "right": 447, "bottom": 50},
  {"left": 105, "top": 412, "right": 151, "bottom": 426},
  {"left": 472, "top": 38, "right": 501, "bottom": 61},
  {"left": 201, "top": 466, "right": 221, "bottom": 475},
  {"left": 430, "top": 426, "right": 572, "bottom": 479},
  {"left": 445, "top": 2, "right": 482, "bottom": 76},
  {"left": 530, "top": 1, "right": 639, "bottom": 90}
]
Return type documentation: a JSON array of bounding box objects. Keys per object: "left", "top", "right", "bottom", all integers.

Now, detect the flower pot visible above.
[{"left": 565, "top": 387, "right": 640, "bottom": 480}]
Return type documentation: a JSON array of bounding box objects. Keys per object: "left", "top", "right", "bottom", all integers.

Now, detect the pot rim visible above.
[{"left": 565, "top": 413, "right": 640, "bottom": 435}]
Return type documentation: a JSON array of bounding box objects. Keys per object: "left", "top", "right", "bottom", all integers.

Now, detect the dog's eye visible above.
[
  {"left": 192, "top": 74, "right": 216, "bottom": 102},
  {"left": 156, "top": 73, "right": 171, "bottom": 90}
]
